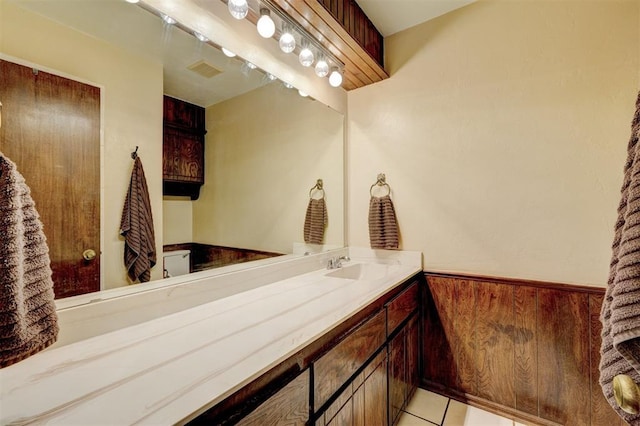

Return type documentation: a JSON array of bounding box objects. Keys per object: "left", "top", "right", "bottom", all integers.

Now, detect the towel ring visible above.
[
  {"left": 309, "top": 179, "right": 325, "bottom": 199},
  {"left": 370, "top": 173, "right": 391, "bottom": 197}
]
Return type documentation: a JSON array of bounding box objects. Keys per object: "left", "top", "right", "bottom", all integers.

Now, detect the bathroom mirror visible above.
[{"left": 1, "top": 0, "right": 344, "bottom": 301}]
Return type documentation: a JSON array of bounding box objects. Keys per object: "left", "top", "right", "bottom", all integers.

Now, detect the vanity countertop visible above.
[{"left": 0, "top": 259, "right": 421, "bottom": 425}]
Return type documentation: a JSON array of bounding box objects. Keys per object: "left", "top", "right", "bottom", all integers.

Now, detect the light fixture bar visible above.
[{"left": 253, "top": 0, "right": 344, "bottom": 70}]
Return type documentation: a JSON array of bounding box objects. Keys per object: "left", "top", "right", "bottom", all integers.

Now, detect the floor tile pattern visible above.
[{"left": 399, "top": 389, "right": 527, "bottom": 426}]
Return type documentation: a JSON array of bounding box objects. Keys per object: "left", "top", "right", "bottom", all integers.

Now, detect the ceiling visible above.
[
  {"left": 16, "top": 0, "right": 475, "bottom": 103},
  {"left": 356, "top": 0, "right": 476, "bottom": 37},
  {"left": 15, "top": 0, "right": 270, "bottom": 107}
]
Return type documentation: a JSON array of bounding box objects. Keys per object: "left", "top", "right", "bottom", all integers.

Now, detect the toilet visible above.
[{"left": 162, "top": 250, "right": 191, "bottom": 278}]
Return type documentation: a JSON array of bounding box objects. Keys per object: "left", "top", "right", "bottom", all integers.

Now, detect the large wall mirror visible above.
[{"left": 0, "top": 0, "right": 344, "bottom": 302}]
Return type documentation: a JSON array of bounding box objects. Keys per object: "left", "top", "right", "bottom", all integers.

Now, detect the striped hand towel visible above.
[
  {"left": 120, "top": 157, "right": 156, "bottom": 283},
  {"left": 369, "top": 195, "right": 399, "bottom": 250},
  {"left": 600, "top": 91, "right": 640, "bottom": 424},
  {"left": 304, "top": 198, "right": 327, "bottom": 245},
  {"left": 0, "top": 153, "right": 58, "bottom": 368}
]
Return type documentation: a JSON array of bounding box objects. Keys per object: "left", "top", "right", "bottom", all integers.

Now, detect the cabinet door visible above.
[
  {"left": 236, "top": 370, "right": 309, "bottom": 426},
  {"left": 406, "top": 314, "right": 420, "bottom": 401},
  {"left": 324, "top": 395, "right": 353, "bottom": 426},
  {"left": 163, "top": 127, "right": 204, "bottom": 183},
  {"left": 353, "top": 351, "right": 387, "bottom": 426},
  {"left": 314, "top": 310, "right": 386, "bottom": 409},
  {"left": 389, "top": 328, "right": 406, "bottom": 425}
]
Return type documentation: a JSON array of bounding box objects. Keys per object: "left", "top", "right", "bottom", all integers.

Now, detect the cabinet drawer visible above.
[
  {"left": 386, "top": 282, "right": 419, "bottom": 336},
  {"left": 237, "top": 369, "right": 309, "bottom": 426},
  {"left": 314, "top": 309, "right": 386, "bottom": 409}
]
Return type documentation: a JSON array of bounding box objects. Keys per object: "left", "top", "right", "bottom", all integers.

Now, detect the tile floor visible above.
[{"left": 397, "top": 389, "right": 527, "bottom": 426}]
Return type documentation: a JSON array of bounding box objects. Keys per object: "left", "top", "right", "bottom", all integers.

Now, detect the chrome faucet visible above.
[{"left": 327, "top": 255, "right": 350, "bottom": 269}]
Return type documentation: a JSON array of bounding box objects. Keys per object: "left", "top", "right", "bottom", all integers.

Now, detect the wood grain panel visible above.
[
  {"left": 406, "top": 314, "right": 420, "bottom": 401},
  {"left": 322, "top": 381, "right": 352, "bottom": 425},
  {"left": 589, "top": 294, "right": 626, "bottom": 426},
  {"left": 364, "top": 353, "right": 387, "bottom": 426},
  {"left": 314, "top": 309, "right": 386, "bottom": 409},
  {"left": 389, "top": 328, "right": 406, "bottom": 425},
  {"left": 315, "top": 0, "right": 383, "bottom": 66},
  {"left": 302, "top": 0, "right": 385, "bottom": 79},
  {"left": 476, "top": 281, "right": 515, "bottom": 408},
  {"left": 537, "top": 289, "right": 590, "bottom": 425},
  {"left": 353, "top": 351, "right": 387, "bottom": 426},
  {"left": 455, "top": 279, "right": 477, "bottom": 394},
  {"left": 423, "top": 277, "right": 457, "bottom": 389},
  {"left": 325, "top": 395, "right": 352, "bottom": 426},
  {"left": 352, "top": 381, "right": 365, "bottom": 426},
  {"left": 423, "top": 272, "right": 611, "bottom": 426},
  {"left": 236, "top": 369, "right": 309, "bottom": 426},
  {"left": 514, "top": 286, "right": 538, "bottom": 416},
  {"left": 386, "top": 281, "right": 419, "bottom": 336}
]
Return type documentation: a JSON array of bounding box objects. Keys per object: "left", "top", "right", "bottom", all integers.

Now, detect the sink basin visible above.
[{"left": 326, "top": 263, "right": 399, "bottom": 281}]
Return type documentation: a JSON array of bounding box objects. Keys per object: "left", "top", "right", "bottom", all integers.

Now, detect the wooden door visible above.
[{"left": 0, "top": 59, "right": 101, "bottom": 298}]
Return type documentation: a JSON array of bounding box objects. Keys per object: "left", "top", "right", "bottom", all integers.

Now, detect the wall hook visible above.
[{"left": 131, "top": 146, "right": 139, "bottom": 160}]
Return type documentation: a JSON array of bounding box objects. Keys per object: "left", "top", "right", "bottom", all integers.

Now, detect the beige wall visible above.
[
  {"left": 194, "top": 82, "right": 344, "bottom": 253},
  {"left": 348, "top": 0, "right": 640, "bottom": 286},
  {"left": 1, "top": 3, "right": 164, "bottom": 289},
  {"left": 163, "top": 199, "right": 193, "bottom": 245}
]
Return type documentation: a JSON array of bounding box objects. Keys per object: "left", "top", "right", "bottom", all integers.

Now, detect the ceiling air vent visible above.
[{"left": 187, "top": 60, "right": 222, "bottom": 78}]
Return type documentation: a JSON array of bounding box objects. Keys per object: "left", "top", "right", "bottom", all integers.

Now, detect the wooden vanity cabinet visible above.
[
  {"left": 162, "top": 95, "right": 206, "bottom": 200},
  {"left": 189, "top": 273, "right": 424, "bottom": 426},
  {"left": 385, "top": 281, "right": 420, "bottom": 425}
]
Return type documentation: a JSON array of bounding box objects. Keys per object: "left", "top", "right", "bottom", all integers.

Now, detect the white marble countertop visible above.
[{"left": 0, "top": 256, "right": 421, "bottom": 425}]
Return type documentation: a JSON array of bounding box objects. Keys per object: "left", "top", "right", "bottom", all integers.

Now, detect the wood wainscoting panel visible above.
[
  {"left": 514, "top": 286, "right": 538, "bottom": 416},
  {"left": 455, "top": 279, "right": 477, "bottom": 396},
  {"left": 476, "top": 282, "right": 515, "bottom": 408},
  {"left": 422, "top": 272, "right": 624, "bottom": 426},
  {"left": 589, "top": 294, "right": 626, "bottom": 426},
  {"left": 423, "top": 277, "right": 458, "bottom": 390},
  {"left": 537, "top": 289, "right": 590, "bottom": 425}
]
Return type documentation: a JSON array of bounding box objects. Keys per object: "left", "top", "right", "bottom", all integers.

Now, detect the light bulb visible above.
[
  {"left": 298, "top": 90, "right": 308, "bottom": 97},
  {"left": 329, "top": 68, "right": 342, "bottom": 87},
  {"left": 257, "top": 9, "right": 275, "bottom": 38},
  {"left": 315, "top": 59, "right": 329, "bottom": 78},
  {"left": 125, "top": 0, "right": 139, "bottom": 3},
  {"left": 162, "top": 14, "right": 176, "bottom": 25},
  {"left": 194, "top": 32, "right": 208, "bottom": 42},
  {"left": 266, "top": 73, "right": 277, "bottom": 81},
  {"left": 299, "top": 47, "right": 314, "bottom": 67},
  {"left": 246, "top": 61, "right": 257, "bottom": 70},
  {"left": 279, "top": 31, "right": 296, "bottom": 54},
  {"left": 283, "top": 82, "right": 293, "bottom": 89},
  {"left": 222, "top": 48, "right": 236, "bottom": 58},
  {"left": 228, "top": 0, "right": 248, "bottom": 19}
]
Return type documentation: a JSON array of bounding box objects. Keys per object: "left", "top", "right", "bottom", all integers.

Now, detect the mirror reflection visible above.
[{"left": 0, "top": 0, "right": 344, "bottom": 301}]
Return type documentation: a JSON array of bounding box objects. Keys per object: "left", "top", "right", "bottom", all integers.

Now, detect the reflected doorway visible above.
[{"left": 0, "top": 59, "right": 101, "bottom": 298}]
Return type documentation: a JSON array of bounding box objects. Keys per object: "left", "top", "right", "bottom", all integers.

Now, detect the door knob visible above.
[
  {"left": 613, "top": 374, "right": 640, "bottom": 415},
  {"left": 83, "top": 249, "right": 97, "bottom": 261}
]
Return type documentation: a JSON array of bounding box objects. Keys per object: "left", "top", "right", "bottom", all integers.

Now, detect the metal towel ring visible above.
[
  {"left": 309, "top": 178, "right": 325, "bottom": 199},
  {"left": 370, "top": 173, "right": 391, "bottom": 197}
]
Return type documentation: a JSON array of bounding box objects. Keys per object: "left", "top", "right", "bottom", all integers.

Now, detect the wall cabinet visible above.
[{"left": 163, "top": 95, "right": 206, "bottom": 200}]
